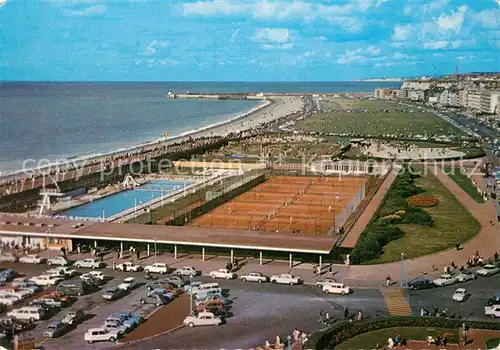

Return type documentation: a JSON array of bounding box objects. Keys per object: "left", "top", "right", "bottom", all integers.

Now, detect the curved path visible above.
[{"left": 344, "top": 166, "right": 499, "bottom": 283}]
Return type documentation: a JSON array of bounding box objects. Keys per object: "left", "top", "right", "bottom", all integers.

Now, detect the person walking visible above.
[
  {"left": 112, "top": 261, "right": 116, "bottom": 270},
  {"left": 385, "top": 275, "right": 391, "bottom": 287},
  {"left": 329, "top": 265, "right": 333, "bottom": 276},
  {"left": 344, "top": 307, "right": 349, "bottom": 320},
  {"left": 317, "top": 310, "right": 324, "bottom": 323}
]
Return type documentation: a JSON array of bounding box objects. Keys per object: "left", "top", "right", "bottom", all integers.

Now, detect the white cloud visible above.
[
  {"left": 365, "top": 45, "right": 381, "bottom": 55},
  {"left": 436, "top": 5, "right": 468, "bottom": 33},
  {"left": 392, "top": 24, "right": 413, "bottom": 41},
  {"left": 376, "top": 0, "right": 389, "bottom": 7},
  {"left": 61, "top": 4, "right": 105, "bottom": 16},
  {"left": 403, "top": 6, "right": 412, "bottom": 15},
  {"left": 421, "top": 0, "right": 449, "bottom": 13},
  {"left": 143, "top": 40, "right": 169, "bottom": 56},
  {"left": 182, "top": 0, "right": 246, "bottom": 16},
  {"left": 423, "top": 41, "right": 449, "bottom": 49},
  {"left": 336, "top": 46, "right": 381, "bottom": 64},
  {"left": 474, "top": 8, "right": 500, "bottom": 28},
  {"left": 497, "top": 0, "right": 500, "bottom": 7},
  {"left": 252, "top": 28, "right": 291, "bottom": 43},
  {"left": 392, "top": 52, "right": 405, "bottom": 59},
  {"left": 450, "top": 39, "right": 476, "bottom": 49},
  {"left": 262, "top": 43, "right": 294, "bottom": 50}
]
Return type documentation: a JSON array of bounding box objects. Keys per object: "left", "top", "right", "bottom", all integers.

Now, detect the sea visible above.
[{"left": 0, "top": 81, "right": 401, "bottom": 172}]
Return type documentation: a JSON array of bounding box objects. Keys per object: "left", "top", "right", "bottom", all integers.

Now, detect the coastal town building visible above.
[
  {"left": 480, "top": 91, "right": 500, "bottom": 114},
  {"left": 374, "top": 88, "right": 394, "bottom": 99},
  {"left": 408, "top": 90, "right": 426, "bottom": 101},
  {"left": 468, "top": 91, "right": 482, "bottom": 112}
]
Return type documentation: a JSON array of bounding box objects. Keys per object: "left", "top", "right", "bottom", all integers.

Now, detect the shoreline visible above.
[{"left": 0, "top": 96, "right": 304, "bottom": 182}]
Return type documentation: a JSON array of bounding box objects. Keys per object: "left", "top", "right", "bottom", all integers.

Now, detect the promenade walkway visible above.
[{"left": 343, "top": 166, "right": 499, "bottom": 283}]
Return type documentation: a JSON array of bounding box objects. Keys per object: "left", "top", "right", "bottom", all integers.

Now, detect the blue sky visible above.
[{"left": 0, "top": 0, "right": 499, "bottom": 81}]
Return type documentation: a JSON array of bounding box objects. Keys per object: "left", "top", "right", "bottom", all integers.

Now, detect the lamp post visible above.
[
  {"left": 46, "top": 229, "right": 50, "bottom": 262},
  {"left": 400, "top": 252, "right": 405, "bottom": 288},
  {"left": 287, "top": 335, "right": 292, "bottom": 350},
  {"left": 154, "top": 238, "right": 157, "bottom": 263},
  {"left": 189, "top": 274, "right": 193, "bottom": 315}
]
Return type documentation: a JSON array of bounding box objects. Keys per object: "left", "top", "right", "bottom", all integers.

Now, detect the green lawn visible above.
[
  {"left": 337, "top": 327, "right": 459, "bottom": 349},
  {"left": 365, "top": 170, "right": 480, "bottom": 264},
  {"left": 296, "top": 99, "right": 465, "bottom": 137},
  {"left": 444, "top": 167, "right": 485, "bottom": 203},
  {"left": 486, "top": 338, "right": 500, "bottom": 349}
]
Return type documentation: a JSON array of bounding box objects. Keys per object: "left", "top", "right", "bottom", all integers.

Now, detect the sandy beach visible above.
[{"left": 0, "top": 95, "right": 305, "bottom": 193}]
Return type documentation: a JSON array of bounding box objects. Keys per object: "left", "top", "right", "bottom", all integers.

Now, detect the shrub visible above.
[
  {"left": 401, "top": 210, "right": 433, "bottom": 226},
  {"left": 304, "top": 316, "right": 500, "bottom": 350},
  {"left": 408, "top": 194, "right": 439, "bottom": 208}
]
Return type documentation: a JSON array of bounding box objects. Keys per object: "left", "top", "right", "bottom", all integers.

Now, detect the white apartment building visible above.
[
  {"left": 480, "top": 91, "right": 500, "bottom": 114},
  {"left": 458, "top": 89, "right": 468, "bottom": 107},
  {"left": 467, "top": 91, "right": 482, "bottom": 111},
  {"left": 408, "top": 90, "right": 425, "bottom": 101}
]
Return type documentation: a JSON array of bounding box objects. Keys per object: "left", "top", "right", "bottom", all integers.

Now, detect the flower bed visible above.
[{"left": 408, "top": 194, "right": 439, "bottom": 208}]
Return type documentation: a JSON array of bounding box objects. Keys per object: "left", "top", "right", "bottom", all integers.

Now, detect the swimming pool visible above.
[{"left": 62, "top": 180, "right": 193, "bottom": 219}]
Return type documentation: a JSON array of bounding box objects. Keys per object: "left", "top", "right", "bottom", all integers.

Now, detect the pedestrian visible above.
[
  {"left": 456, "top": 242, "right": 460, "bottom": 251},
  {"left": 136, "top": 250, "right": 140, "bottom": 260},
  {"left": 344, "top": 307, "right": 349, "bottom": 320},
  {"left": 312, "top": 264, "right": 316, "bottom": 276},
  {"left": 317, "top": 310, "right": 324, "bottom": 323},
  {"left": 112, "top": 261, "right": 116, "bottom": 270},
  {"left": 329, "top": 265, "right": 333, "bottom": 276},
  {"left": 385, "top": 275, "right": 391, "bottom": 287},
  {"left": 77, "top": 244, "right": 81, "bottom": 254},
  {"left": 116, "top": 250, "right": 119, "bottom": 259},
  {"left": 316, "top": 265, "right": 321, "bottom": 276}
]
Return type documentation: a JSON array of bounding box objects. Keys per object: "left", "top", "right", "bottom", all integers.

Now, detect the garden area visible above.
[
  {"left": 444, "top": 166, "right": 485, "bottom": 203},
  {"left": 296, "top": 98, "right": 465, "bottom": 139},
  {"left": 349, "top": 166, "right": 480, "bottom": 264}
]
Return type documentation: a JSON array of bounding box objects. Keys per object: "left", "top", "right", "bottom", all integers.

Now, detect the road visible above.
[{"left": 2, "top": 263, "right": 499, "bottom": 350}]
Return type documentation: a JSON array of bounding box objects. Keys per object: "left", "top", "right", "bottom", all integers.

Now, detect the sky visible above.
[{"left": 0, "top": 0, "right": 499, "bottom": 81}]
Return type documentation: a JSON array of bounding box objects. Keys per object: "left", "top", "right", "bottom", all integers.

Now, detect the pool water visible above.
[{"left": 62, "top": 180, "right": 192, "bottom": 219}]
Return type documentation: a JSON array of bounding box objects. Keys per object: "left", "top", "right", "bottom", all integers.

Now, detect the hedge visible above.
[
  {"left": 350, "top": 167, "right": 433, "bottom": 264},
  {"left": 304, "top": 316, "right": 500, "bottom": 350}
]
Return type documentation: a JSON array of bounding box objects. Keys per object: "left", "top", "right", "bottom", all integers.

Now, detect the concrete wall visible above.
[{"left": 174, "top": 161, "right": 266, "bottom": 171}]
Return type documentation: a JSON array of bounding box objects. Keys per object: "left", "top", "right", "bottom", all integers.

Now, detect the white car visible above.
[
  {"left": 173, "top": 266, "right": 199, "bottom": 277},
  {"left": 0, "top": 295, "right": 18, "bottom": 306},
  {"left": 209, "top": 269, "right": 236, "bottom": 280},
  {"left": 117, "top": 277, "right": 137, "bottom": 291},
  {"left": 74, "top": 258, "right": 104, "bottom": 269},
  {"left": 47, "top": 256, "right": 69, "bottom": 266},
  {"left": 7, "top": 306, "right": 45, "bottom": 321},
  {"left": 19, "top": 254, "right": 46, "bottom": 264},
  {"left": 484, "top": 304, "right": 500, "bottom": 318},
  {"left": 1, "top": 288, "right": 31, "bottom": 299},
  {"left": 84, "top": 327, "right": 120, "bottom": 344},
  {"left": 30, "top": 274, "right": 62, "bottom": 286},
  {"left": 270, "top": 274, "right": 301, "bottom": 286},
  {"left": 452, "top": 288, "right": 470, "bottom": 302},
  {"left": 240, "top": 272, "right": 268, "bottom": 283},
  {"left": 0, "top": 253, "right": 17, "bottom": 262},
  {"left": 316, "top": 278, "right": 338, "bottom": 289},
  {"left": 88, "top": 271, "right": 106, "bottom": 281},
  {"left": 432, "top": 274, "right": 457, "bottom": 287},
  {"left": 477, "top": 264, "right": 500, "bottom": 277},
  {"left": 115, "top": 262, "right": 142, "bottom": 272},
  {"left": 323, "top": 283, "right": 351, "bottom": 295},
  {"left": 56, "top": 266, "right": 78, "bottom": 277},
  {"left": 183, "top": 312, "right": 222, "bottom": 328},
  {"left": 46, "top": 268, "right": 67, "bottom": 279},
  {"left": 456, "top": 270, "right": 476, "bottom": 283},
  {"left": 144, "top": 263, "right": 168, "bottom": 274}
]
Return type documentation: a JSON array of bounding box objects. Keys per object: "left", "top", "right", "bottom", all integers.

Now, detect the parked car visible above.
[
  {"left": 183, "top": 312, "right": 222, "bottom": 328},
  {"left": 61, "top": 309, "right": 85, "bottom": 325},
  {"left": 19, "top": 255, "right": 46, "bottom": 264},
  {"left": 118, "top": 311, "right": 143, "bottom": 328},
  {"left": 162, "top": 276, "right": 185, "bottom": 288},
  {"left": 104, "top": 317, "right": 131, "bottom": 332},
  {"left": 31, "top": 297, "right": 63, "bottom": 308},
  {"left": 57, "top": 279, "right": 93, "bottom": 296},
  {"left": 115, "top": 262, "right": 142, "bottom": 272},
  {"left": 0, "top": 269, "right": 16, "bottom": 283},
  {"left": 118, "top": 277, "right": 137, "bottom": 291},
  {"left": 47, "top": 256, "right": 69, "bottom": 266},
  {"left": 103, "top": 320, "right": 128, "bottom": 336},
  {"left": 74, "top": 258, "right": 104, "bottom": 269},
  {"left": 406, "top": 279, "right": 435, "bottom": 290},
  {"left": 486, "top": 293, "right": 500, "bottom": 306},
  {"left": 140, "top": 293, "right": 167, "bottom": 307},
  {"left": 0, "top": 254, "right": 17, "bottom": 263},
  {"left": 173, "top": 266, "right": 199, "bottom": 277},
  {"left": 182, "top": 281, "right": 202, "bottom": 294},
  {"left": 210, "top": 269, "right": 236, "bottom": 280},
  {"left": 87, "top": 271, "right": 106, "bottom": 281},
  {"left": 144, "top": 263, "right": 168, "bottom": 274},
  {"left": 84, "top": 327, "right": 120, "bottom": 343},
  {"left": 270, "top": 274, "right": 301, "bottom": 286},
  {"left": 43, "top": 321, "right": 70, "bottom": 338},
  {"left": 452, "top": 288, "right": 470, "bottom": 302},
  {"left": 151, "top": 288, "right": 175, "bottom": 302},
  {"left": 1, "top": 288, "right": 31, "bottom": 299},
  {"left": 240, "top": 272, "right": 268, "bottom": 283},
  {"left": 484, "top": 304, "right": 500, "bottom": 318},
  {"left": 456, "top": 270, "right": 476, "bottom": 283},
  {"left": 432, "top": 274, "right": 457, "bottom": 287},
  {"left": 0, "top": 295, "right": 17, "bottom": 307},
  {"left": 12, "top": 279, "right": 41, "bottom": 293},
  {"left": 477, "top": 264, "right": 500, "bottom": 277},
  {"left": 102, "top": 288, "right": 126, "bottom": 301},
  {"left": 30, "top": 274, "right": 62, "bottom": 286},
  {"left": 316, "top": 278, "right": 338, "bottom": 289},
  {"left": 195, "top": 293, "right": 229, "bottom": 305},
  {"left": 196, "top": 299, "right": 225, "bottom": 311},
  {"left": 54, "top": 267, "right": 78, "bottom": 277},
  {"left": 7, "top": 306, "right": 45, "bottom": 322},
  {"left": 322, "top": 283, "right": 350, "bottom": 295}
]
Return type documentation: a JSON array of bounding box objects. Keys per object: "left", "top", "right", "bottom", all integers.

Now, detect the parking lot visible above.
[{"left": 1, "top": 256, "right": 499, "bottom": 350}]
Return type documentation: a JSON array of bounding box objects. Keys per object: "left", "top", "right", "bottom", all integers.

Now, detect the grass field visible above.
[
  {"left": 297, "top": 99, "right": 465, "bottom": 138},
  {"left": 486, "top": 338, "right": 500, "bottom": 349},
  {"left": 444, "top": 167, "right": 485, "bottom": 203},
  {"left": 365, "top": 169, "right": 480, "bottom": 264},
  {"left": 337, "top": 327, "right": 459, "bottom": 349}
]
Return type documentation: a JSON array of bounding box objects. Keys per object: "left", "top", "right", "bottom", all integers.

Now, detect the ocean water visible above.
[{"left": 0, "top": 81, "right": 401, "bottom": 172}]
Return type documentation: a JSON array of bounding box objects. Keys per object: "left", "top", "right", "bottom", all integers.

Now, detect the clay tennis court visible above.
[{"left": 190, "top": 176, "right": 367, "bottom": 235}]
